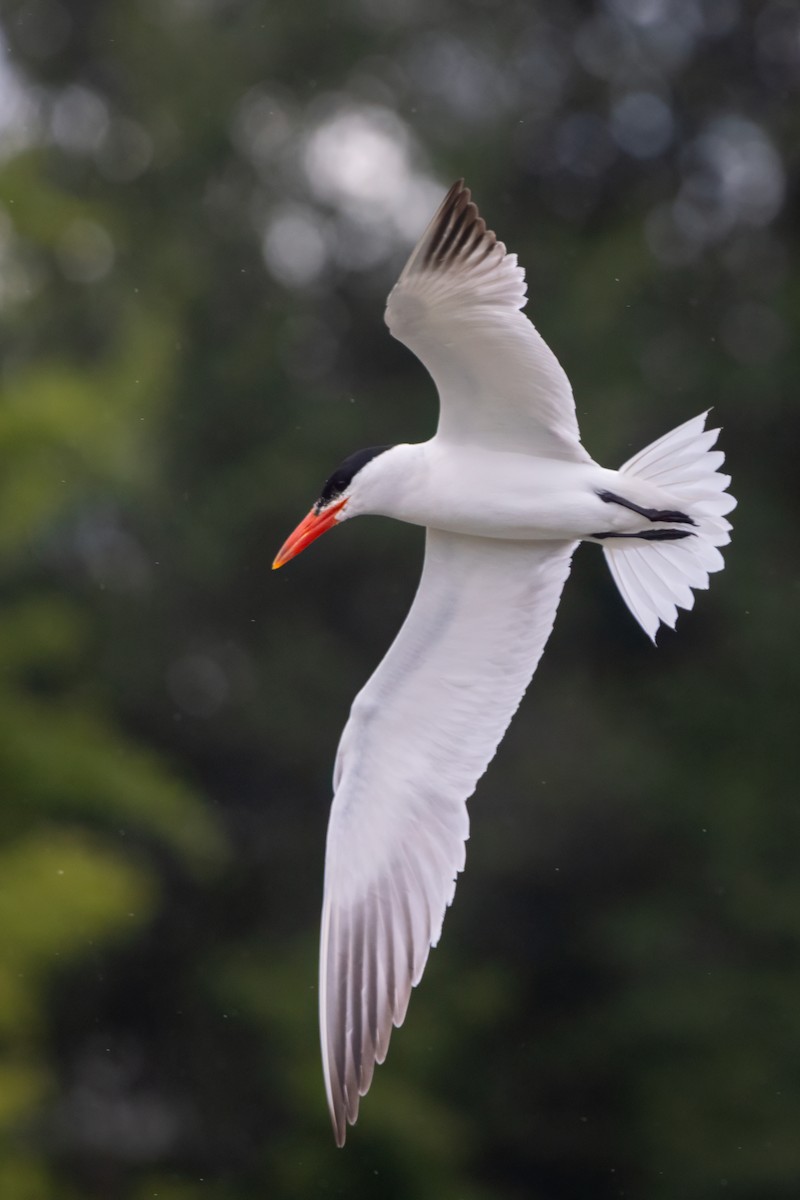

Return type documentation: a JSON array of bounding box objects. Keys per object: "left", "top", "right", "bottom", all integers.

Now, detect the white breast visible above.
[{"left": 373, "top": 442, "right": 609, "bottom": 541}]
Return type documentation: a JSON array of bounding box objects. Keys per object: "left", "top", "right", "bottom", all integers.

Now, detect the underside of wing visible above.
[
  {"left": 320, "top": 530, "right": 577, "bottom": 1144},
  {"left": 384, "top": 180, "right": 591, "bottom": 462}
]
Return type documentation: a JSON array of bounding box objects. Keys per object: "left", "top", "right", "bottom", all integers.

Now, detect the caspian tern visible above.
[{"left": 273, "top": 180, "right": 736, "bottom": 1145}]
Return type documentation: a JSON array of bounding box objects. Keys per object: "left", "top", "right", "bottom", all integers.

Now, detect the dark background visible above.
[{"left": 0, "top": 1, "right": 798, "bottom": 1196}]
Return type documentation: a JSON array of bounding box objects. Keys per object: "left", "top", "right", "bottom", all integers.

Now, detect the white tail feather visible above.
[{"left": 604, "top": 412, "right": 736, "bottom": 643}]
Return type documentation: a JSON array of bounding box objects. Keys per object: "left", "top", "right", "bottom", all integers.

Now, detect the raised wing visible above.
[
  {"left": 320, "top": 530, "right": 576, "bottom": 1144},
  {"left": 385, "top": 180, "right": 592, "bottom": 462}
]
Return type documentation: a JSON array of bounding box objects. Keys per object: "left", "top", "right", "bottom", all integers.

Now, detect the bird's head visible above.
[{"left": 273, "top": 444, "right": 398, "bottom": 569}]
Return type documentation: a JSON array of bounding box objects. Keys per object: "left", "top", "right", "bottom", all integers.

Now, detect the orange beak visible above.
[{"left": 272, "top": 498, "right": 348, "bottom": 569}]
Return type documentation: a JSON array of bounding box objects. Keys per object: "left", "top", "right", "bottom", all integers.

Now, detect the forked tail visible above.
[{"left": 603, "top": 411, "right": 736, "bottom": 642}]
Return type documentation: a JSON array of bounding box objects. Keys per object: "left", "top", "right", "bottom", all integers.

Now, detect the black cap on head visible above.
[{"left": 315, "top": 445, "right": 394, "bottom": 511}]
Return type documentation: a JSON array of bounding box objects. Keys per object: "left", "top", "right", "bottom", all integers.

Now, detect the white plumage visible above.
[
  {"left": 273, "top": 180, "right": 736, "bottom": 1144},
  {"left": 320, "top": 533, "right": 574, "bottom": 1143}
]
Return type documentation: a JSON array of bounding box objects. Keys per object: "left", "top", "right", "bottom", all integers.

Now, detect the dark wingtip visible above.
[{"left": 421, "top": 178, "right": 495, "bottom": 272}]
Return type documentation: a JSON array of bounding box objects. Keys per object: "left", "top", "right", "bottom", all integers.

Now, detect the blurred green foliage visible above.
[{"left": 0, "top": 0, "right": 798, "bottom": 1197}]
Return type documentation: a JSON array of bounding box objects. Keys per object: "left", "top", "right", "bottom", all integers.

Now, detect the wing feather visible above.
[
  {"left": 385, "top": 180, "right": 591, "bottom": 462},
  {"left": 320, "top": 530, "right": 576, "bottom": 1144}
]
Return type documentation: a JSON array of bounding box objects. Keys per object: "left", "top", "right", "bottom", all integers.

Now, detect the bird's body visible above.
[
  {"left": 273, "top": 181, "right": 736, "bottom": 1145},
  {"left": 342, "top": 439, "right": 694, "bottom": 541}
]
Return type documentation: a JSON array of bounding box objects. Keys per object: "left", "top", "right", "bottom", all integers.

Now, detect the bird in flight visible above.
[{"left": 273, "top": 180, "right": 736, "bottom": 1145}]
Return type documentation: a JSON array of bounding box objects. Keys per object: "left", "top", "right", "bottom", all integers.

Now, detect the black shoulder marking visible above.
[
  {"left": 421, "top": 179, "right": 497, "bottom": 272},
  {"left": 316, "top": 445, "right": 394, "bottom": 510}
]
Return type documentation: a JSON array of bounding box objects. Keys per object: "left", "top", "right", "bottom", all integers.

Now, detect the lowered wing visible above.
[
  {"left": 320, "top": 530, "right": 576, "bottom": 1144},
  {"left": 385, "top": 180, "right": 591, "bottom": 462}
]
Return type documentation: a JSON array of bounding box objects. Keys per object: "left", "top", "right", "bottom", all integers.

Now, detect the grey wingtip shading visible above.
[{"left": 322, "top": 880, "right": 419, "bottom": 1147}]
